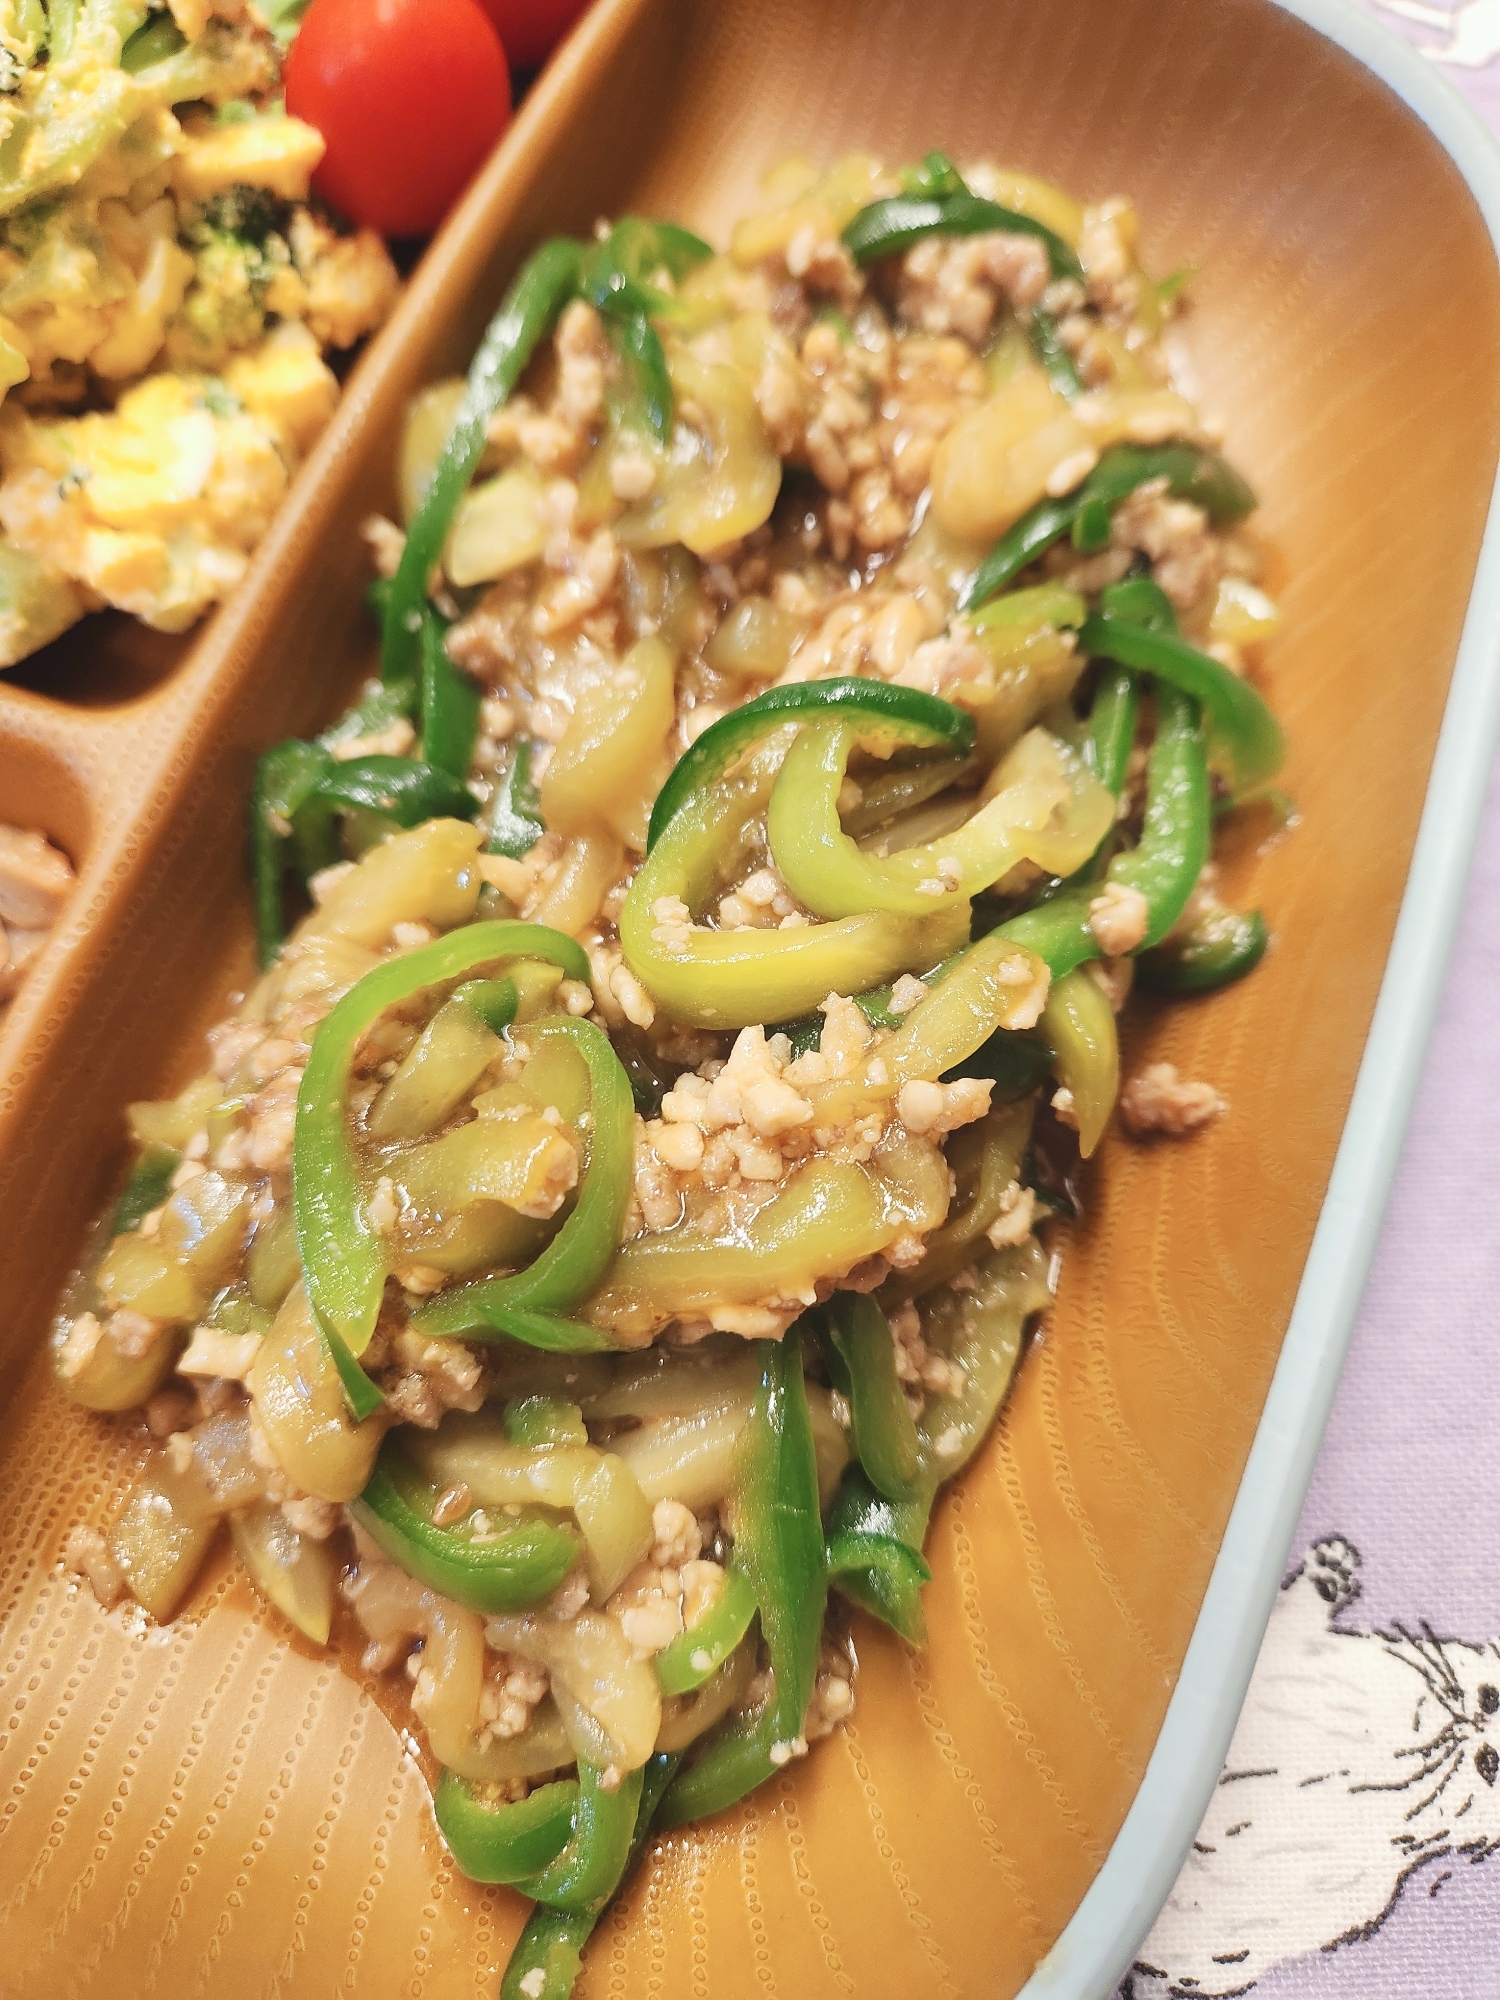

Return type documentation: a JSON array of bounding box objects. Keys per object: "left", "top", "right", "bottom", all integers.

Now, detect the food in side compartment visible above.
[
  {"left": 0, "top": 0, "right": 400, "bottom": 664},
  {"left": 0, "top": 820, "right": 74, "bottom": 1004}
]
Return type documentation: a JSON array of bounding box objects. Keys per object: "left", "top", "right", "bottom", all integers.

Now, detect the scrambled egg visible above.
[
  {"left": 0, "top": 0, "right": 401, "bottom": 661},
  {"left": 0, "top": 322, "right": 336, "bottom": 631}
]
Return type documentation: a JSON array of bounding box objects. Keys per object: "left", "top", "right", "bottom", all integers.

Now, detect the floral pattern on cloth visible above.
[
  {"left": 1122, "top": 743, "right": 1500, "bottom": 1982},
  {"left": 1129, "top": 1541, "right": 1500, "bottom": 1997}
]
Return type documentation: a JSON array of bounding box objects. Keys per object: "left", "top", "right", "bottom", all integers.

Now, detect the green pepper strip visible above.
[
  {"left": 627, "top": 680, "right": 973, "bottom": 1033},
  {"left": 251, "top": 743, "right": 478, "bottom": 966},
  {"left": 1039, "top": 965, "right": 1119, "bottom": 1159},
  {"left": 825, "top": 1530, "right": 932, "bottom": 1631},
  {"left": 598, "top": 300, "right": 674, "bottom": 445},
  {"left": 943, "top": 1026, "right": 1053, "bottom": 1099},
  {"left": 499, "top": 1753, "right": 680, "bottom": 2000},
  {"left": 654, "top": 1566, "right": 758, "bottom": 1696},
  {"left": 453, "top": 975, "right": 520, "bottom": 1034},
  {"left": 389, "top": 221, "right": 706, "bottom": 693},
  {"left": 768, "top": 713, "right": 1111, "bottom": 921},
  {"left": 625, "top": 739, "right": 972, "bottom": 1033},
  {"left": 1137, "top": 905, "right": 1268, "bottom": 993},
  {"left": 579, "top": 217, "right": 711, "bottom": 447},
  {"left": 997, "top": 681, "right": 1209, "bottom": 975},
  {"left": 883, "top": 1097, "right": 1035, "bottom": 1303},
  {"left": 580, "top": 215, "right": 714, "bottom": 318},
  {"left": 420, "top": 608, "right": 482, "bottom": 780},
  {"left": 657, "top": 1332, "right": 827, "bottom": 1830},
  {"left": 497, "top": 1897, "right": 603, "bottom": 1998},
  {"left": 383, "top": 238, "right": 584, "bottom": 689},
  {"left": 319, "top": 680, "right": 417, "bottom": 754},
  {"left": 1075, "top": 443, "right": 1256, "bottom": 551},
  {"left": 500, "top": 1905, "right": 593, "bottom": 2000},
  {"left": 993, "top": 585, "right": 1210, "bottom": 975},
  {"left": 488, "top": 737, "right": 546, "bottom": 859},
  {"left": 959, "top": 442, "right": 1257, "bottom": 612},
  {"left": 1078, "top": 610, "right": 1284, "bottom": 791},
  {"left": 819, "top": 932, "right": 1009, "bottom": 1050},
  {"left": 109, "top": 1142, "right": 178, "bottom": 1237},
  {"left": 1029, "top": 308, "right": 1083, "bottom": 398},
  {"left": 470, "top": 1306, "right": 614, "bottom": 1354},
  {"left": 825, "top": 1480, "right": 932, "bottom": 1646},
  {"left": 411, "top": 1016, "right": 635, "bottom": 1343},
  {"left": 901, "top": 150, "right": 969, "bottom": 201},
  {"left": 777, "top": 940, "right": 994, "bottom": 1086},
  {"left": 823, "top": 1294, "right": 922, "bottom": 1502},
  {"left": 513, "top": 1761, "right": 645, "bottom": 1914},
  {"left": 436, "top": 1773, "right": 579, "bottom": 1885},
  {"left": 351, "top": 1440, "right": 580, "bottom": 1615},
  {"left": 1062, "top": 663, "right": 1140, "bottom": 887},
  {"left": 293, "top": 921, "right": 589, "bottom": 1358},
  {"left": 323, "top": 1325, "right": 385, "bottom": 1421},
  {"left": 880, "top": 932, "right": 1050, "bottom": 1079},
  {"left": 960, "top": 495, "right": 1077, "bottom": 617},
  {"left": 290, "top": 754, "right": 479, "bottom": 881},
  {"left": 251, "top": 739, "right": 331, "bottom": 967},
  {"left": 647, "top": 677, "right": 972, "bottom": 852},
  {"left": 1087, "top": 666, "right": 1139, "bottom": 798},
  {"left": 828, "top": 1240, "right": 1051, "bottom": 1642},
  {"left": 1100, "top": 574, "right": 1176, "bottom": 636},
  {"left": 314, "top": 607, "right": 420, "bottom": 759},
  {"left": 842, "top": 191, "right": 1083, "bottom": 283}
]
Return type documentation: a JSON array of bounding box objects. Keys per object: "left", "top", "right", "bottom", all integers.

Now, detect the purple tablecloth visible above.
[{"left": 1125, "top": 10, "right": 1500, "bottom": 1992}]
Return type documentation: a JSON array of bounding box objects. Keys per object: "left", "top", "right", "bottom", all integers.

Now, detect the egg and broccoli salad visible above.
[{"left": 0, "top": 0, "right": 400, "bottom": 664}]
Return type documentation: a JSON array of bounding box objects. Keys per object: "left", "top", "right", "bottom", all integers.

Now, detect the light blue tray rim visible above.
[{"left": 1017, "top": 6, "right": 1500, "bottom": 1996}]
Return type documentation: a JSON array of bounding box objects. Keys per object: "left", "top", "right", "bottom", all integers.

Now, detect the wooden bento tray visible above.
[{"left": 3, "top": 0, "right": 1498, "bottom": 1993}]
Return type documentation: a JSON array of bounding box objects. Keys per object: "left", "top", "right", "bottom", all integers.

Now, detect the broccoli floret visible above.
[
  {"left": 175, "top": 185, "right": 292, "bottom": 348},
  {"left": 169, "top": 233, "right": 270, "bottom": 366},
  {"left": 195, "top": 182, "right": 288, "bottom": 248},
  {"left": 167, "top": 197, "right": 300, "bottom": 371}
]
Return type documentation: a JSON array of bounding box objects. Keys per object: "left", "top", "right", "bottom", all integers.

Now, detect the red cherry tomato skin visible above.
[
  {"left": 285, "top": 0, "right": 512, "bottom": 239},
  {"left": 474, "top": 0, "right": 589, "bottom": 70}
]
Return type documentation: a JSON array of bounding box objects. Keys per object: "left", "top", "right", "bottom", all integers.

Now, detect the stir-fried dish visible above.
[{"left": 55, "top": 150, "right": 1286, "bottom": 1999}]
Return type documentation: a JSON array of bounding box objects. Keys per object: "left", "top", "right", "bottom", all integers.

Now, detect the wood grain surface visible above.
[{"left": 2, "top": 0, "right": 1497, "bottom": 1992}]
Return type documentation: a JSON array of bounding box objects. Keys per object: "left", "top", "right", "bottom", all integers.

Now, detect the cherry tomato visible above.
[
  {"left": 285, "top": 0, "right": 512, "bottom": 239},
  {"left": 474, "top": 0, "right": 589, "bottom": 70}
]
